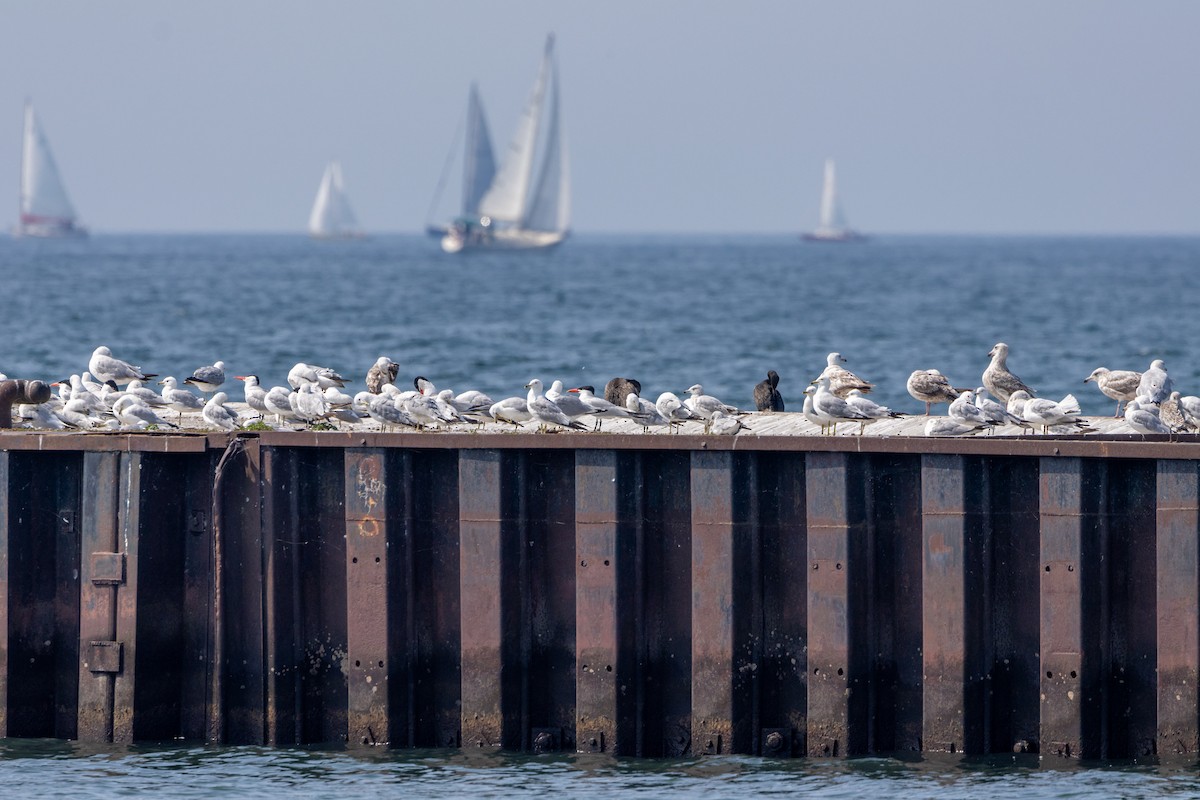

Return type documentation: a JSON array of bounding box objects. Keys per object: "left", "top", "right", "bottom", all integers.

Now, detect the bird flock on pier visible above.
[{"left": 0, "top": 343, "right": 1192, "bottom": 437}]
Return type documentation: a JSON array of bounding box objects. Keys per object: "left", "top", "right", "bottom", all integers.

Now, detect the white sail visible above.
[
  {"left": 462, "top": 84, "right": 497, "bottom": 217},
  {"left": 817, "top": 158, "right": 844, "bottom": 231},
  {"left": 308, "top": 161, "right": 361, "bottom": 238},
  {"left": 18, "top": 102, "right": 84, "bottom": 237},
  {"left": 523, "top": 50, "right": 570, "bottom": 233},
  {"left": 804, "top": 157, "right": 862, "bottom": 242},
  {"left": 476, "top": 36, "right": 553, "bottom": 224}
]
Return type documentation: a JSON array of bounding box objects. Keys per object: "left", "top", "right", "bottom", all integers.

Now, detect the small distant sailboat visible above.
[
  {"left": 802, "top": 158, "right": 864, "bottom": 243},
  {"left": 16, "top": 101, "right": 86, "bottom": 238},
  {"left": 308, "top": 161, "right": 363, "bottom": 239},
  {"left": 431, "top": 34, "right": 570, "bottom": 254}
]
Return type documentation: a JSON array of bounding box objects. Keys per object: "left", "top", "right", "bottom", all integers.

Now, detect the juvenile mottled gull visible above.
[
  {"left": 907, "top": 369, "right": 960, "bottom": 415},
  {"left": 754, "top": 370, "right": 784, "bottom": 412},
  {"left": 604, "top": 377, "right": 641, "bottom": 408},
  {"left": 185, "top": 361, "right": 226, "bottom": 395},
  {"left": 1179, "top": 395, "right": 1200, "bottom": 430},
  {"left": 983, "top": 343, "right": 1034, "bottom": 403},
  {"left": 1084, "top": 367, "right": 1142, "bottom": 417},
  {"left": 89, "top": 346, "right": 156, "bottom": 386},
  {"left": 818, "top": 352, "right": 873, "bottom": 398},
  {"left": 1137, "top": 359, "right": 1172, "bottom": 405},
  {"left": 366, "top": 356, "right": 399, "bottom": 394},
  {"left": 1161, "top": 392, "right": 1190, "bottom": 432}
]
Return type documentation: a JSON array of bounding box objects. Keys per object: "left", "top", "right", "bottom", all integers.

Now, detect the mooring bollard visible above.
[{"left": 0, "top": 379, "right": 52, "bottom": 429}]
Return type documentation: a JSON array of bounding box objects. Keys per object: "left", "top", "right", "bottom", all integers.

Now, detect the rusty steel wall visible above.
[{"left": 0, "top": 434, "right": 1197, "bottom": 760}]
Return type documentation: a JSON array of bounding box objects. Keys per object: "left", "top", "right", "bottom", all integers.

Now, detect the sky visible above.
[{"left": 2, "top": 1, "right": 1198, "bottom": 235}]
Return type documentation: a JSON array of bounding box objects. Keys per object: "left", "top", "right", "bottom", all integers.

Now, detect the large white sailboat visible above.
[
  {"left": 16, "top": 101, "right": 86, "bottom": 238},
  {"left": 434, "top": 35, "right": 570, "bottom": 254},
  {"left": 802, "top": 158, "right": 864, "bottom": 243},
  {"left": 308, "top": 161, "right": 363, "bottom": 239}
]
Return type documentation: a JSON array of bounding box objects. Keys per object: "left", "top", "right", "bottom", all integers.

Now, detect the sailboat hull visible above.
[
  {"left": 441, "top": 227, "right": 568, "bottom": 253},
  {"left": 15, "top": 217, "right": 87, "bottom": 239},
  {"left": 802, "top": 230, "right": 866, "bottom": 243}
]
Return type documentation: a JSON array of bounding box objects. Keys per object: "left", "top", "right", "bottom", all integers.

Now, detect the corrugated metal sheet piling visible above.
[{"left": 0, "top": 429, "right": 1196, "bottom": 758}]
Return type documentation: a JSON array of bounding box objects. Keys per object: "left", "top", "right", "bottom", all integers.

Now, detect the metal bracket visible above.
[
  {"left": 580, "top": 730, "right": 605, "bottom": 753},
  {"left": 762, "top": 727, "right": 793, "bottom": 757},
  {"left": 88, "top": 641, "right": 123, "bottom": 673},
  {"left": 188, "top": 509, "right": 208, "bottom": 535},
  {"left": 90, "top": 552, "right": 126, "bottom": 585}
]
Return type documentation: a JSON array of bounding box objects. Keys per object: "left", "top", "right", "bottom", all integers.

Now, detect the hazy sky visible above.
[{"left": 3, "top": 2, "right": 1198, "bottom": 234}]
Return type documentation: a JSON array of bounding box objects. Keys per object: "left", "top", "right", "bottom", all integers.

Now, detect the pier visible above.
[{"left": 0, "top": 424, "right": 1197, "bottom": 759}]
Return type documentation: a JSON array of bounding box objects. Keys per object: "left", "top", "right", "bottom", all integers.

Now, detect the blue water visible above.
[
  {"left": 3, "top": 234, "right": 1200, "bottom": 795},
  {"left": 1, "top": 741, "right": 1199, "bottom": 799},
  {"left": 2, "top": 234, "right": 1198, "bottom": 416}
]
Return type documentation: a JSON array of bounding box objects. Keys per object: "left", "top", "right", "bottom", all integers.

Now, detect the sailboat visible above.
[
  {"left": 432, "top": 34, "right": 570, "bottom": 254},
  {"left": 16, "top": 101, "right": 86, "bottom": 238},
  {"left": 802, "top": 158, "right": 864, "bottom": 243},
  {"left": 308, "top": 161, "right": 363, "bottom": 239}
]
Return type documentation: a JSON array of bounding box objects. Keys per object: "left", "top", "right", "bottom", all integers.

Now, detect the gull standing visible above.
[
  {"left": 983, "top": 343, "right": 1035, "bottom": 403},
  {"left": 625, "top": 392, "right": 672, "bottom": 432},
  {"left": 366, "top": 357, "right": 399, "bottom": 394},
  {"left": 158, "top": 376, "right": 205, "bottom": 422},
  {"left": 801, "top": 386, "right": 827, "bottom": 432},
  {"left": 185, "top": 361, "right": 226, "bottom": 396},
  {"left": 948, "top": 390, "right": 999, "bottom": 432},
  {"left": 974, "top": 386, "right": 1029, "bottom": 431},
  {"left": 546, "top": 380, "right": 595, "bottom": 424},
  {"left": 235, "top": 375, "right": 269, "bottom": 417},
  {"left": 818, "top": 353, "right": 873, "bottom": 398},
  {"left": 1083, "top": 367, "right": 1142, "bottom": 417},
  {"left": 683, "top": 384, "right": 738, "bottom": 420},
  {"left": 754, "top": 370, "right": 784, "bottom": 412},
  {"left": 526, "top": 378, "right": 587, "bottom": 431},
  {"left": 203, "top": 392, "right": 240, "bottom": 431},
  {"left": 569, "top": 385, "right": 634, "bottom": 431},
  {"left": 1137, "top": 359, "right": 1172, "bottom": 406},
  {"left": 843, "top": 388, "right": 904, "bottom": 435},
  {"left": 812, "top": 375, "right": 873, "bottom": 434},
  {"left": 907, "top": 369, "right": 961, "bottom": 415},
  {"left": 1015, "top": 391, "right": 1088, "bottom": 435},
  {"left": 264, "top": 386, "right": 299, "bottom": 424},
  {"left": 89, "top": 346, "right": 156, "bottom": 386}
]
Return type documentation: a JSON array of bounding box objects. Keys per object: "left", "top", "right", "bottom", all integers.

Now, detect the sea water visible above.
[
  {"left": 1, "top": 233, "right": 1200, "bottom": 796},
  {"left": 2, "top": 234, "right": 1198, "bottom": 416}
]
